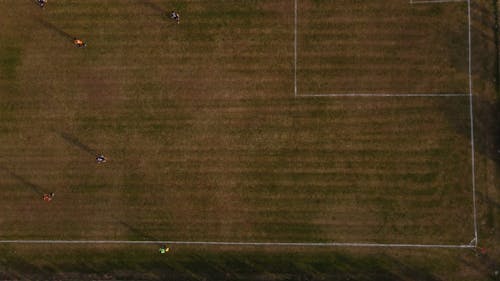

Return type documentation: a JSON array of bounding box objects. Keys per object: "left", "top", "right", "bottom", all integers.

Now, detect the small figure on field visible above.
[
  {"left": 170, "top": 11, "right": 180, "bottom": 24},
  {"left": 159, "top": 245, "right": 170, "bottom": 254},
  {"left": 43, "top": 192, "right": 55, "bottom": 202},
  {"left": 96, "top": 154, "right": 106, "bottom": 163},
  {"left": 38, "top": 0, "right": 47, "bottom": 8},
  {"left": 73, "top": 38, "right": 86, "bottom": 48}
]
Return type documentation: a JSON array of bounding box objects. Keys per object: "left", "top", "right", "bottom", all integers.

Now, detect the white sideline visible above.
[
  {"left": 466, "top": 0, "right": 479, "bottom": 248},
  {"left": 294, "top": 0, "right": 298, "bottom": 97},
  {"left": 293, "top": 0, "right": 469, "bottom": 97},
  {"left": 297, "top": 93, "right": 469, "bottom": 97},
  {"left": 0, "top": 240, "right": 475, "bottom": 249},
  {"left": 411, "top": 0, "right": 467, "bottom": 4}
]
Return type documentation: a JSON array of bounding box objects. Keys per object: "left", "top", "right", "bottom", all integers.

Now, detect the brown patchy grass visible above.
[{"left": 297, "top": 0, "right": 469, "bottom": 94}]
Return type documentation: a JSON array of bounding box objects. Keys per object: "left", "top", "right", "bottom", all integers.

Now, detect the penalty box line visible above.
[
  {"left": 294, "top": 0, "right": 468, "bottom": 98},
  {"left": 293, "top": 0, "right": 478, "bottom": 247},
  {"left": 296, "top": 93, "right": 469, "bottom": 97},
  {"left": 410, "top": 0, "right": 467, "bottom": 4},
  {"left": 0, "top": 240, "right": 476, "bottom": 249}
]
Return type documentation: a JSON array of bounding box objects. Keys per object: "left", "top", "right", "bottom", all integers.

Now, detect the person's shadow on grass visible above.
[
  {"left": 35, "top": 17, "right": 74, "bottom": 41},
  {"left": 115, "top": 218, "right": 160, "bottom": 242},
  {"left": 57, "top": 132, "right": 97, "bottom": 156},
  {"left": 140, "top": 0, "right": 168, "bottom": 14},
  {"left": 0, "top": 165, "right": 46, "bottom": 196}
]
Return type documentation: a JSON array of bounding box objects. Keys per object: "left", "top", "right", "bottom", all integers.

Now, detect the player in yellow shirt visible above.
[{"left": 159, "top": 245, "right": 170, "bottom": 254}]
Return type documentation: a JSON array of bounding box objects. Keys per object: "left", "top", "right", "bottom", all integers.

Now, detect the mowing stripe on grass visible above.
[{"left": 294, "top": 0, "right": 469, "bottom": 96}]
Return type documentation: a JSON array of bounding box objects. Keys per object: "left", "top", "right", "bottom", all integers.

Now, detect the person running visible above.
[
  {"left": 38, "top": 0, "right": 47, "bottom": 8},
  {"left": 73, "top": 38, "right": 86, "bottom": 48},
  {"left": 170, "top": 11, "right": 180, "bottom": 24},
  {"left": 159, "top": 245, "right": 170, "bottom": 254},
  {"left": 96, "top": 154, "right": 106, "bottom": 163},
  {"left": 42, "top": 192, "right": 55, "bottom": 202}
]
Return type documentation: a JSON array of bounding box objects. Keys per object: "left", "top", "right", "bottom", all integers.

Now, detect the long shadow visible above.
[
  {"left": 140, "top": 0, "right": 168, "bottom": 14},
  {"left": 115, "top": 218, "right": 160, "bottom": 242},
  {"left": 471, "top": 97, "right": 500, "bottom": 164},
  {"left": 57, "top": 132, "right": 97, "bottom": 156},
  {"left": 476, "top": 190, "right": 500, "bottom": 210},
  {"left": 0, "top": 165, "right": 45, "bottom": 196},
  {"left": 440, "top": 96, "right": 500, "bottom": 164},
  {"left": 35, "top": 18, "right": 74, "bottom": 41}
]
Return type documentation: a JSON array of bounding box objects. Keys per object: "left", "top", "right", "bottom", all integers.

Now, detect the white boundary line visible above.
[
  {"left": 294, "top": 0, "right": 298, "bottom": 97},
  {"left": 297, "top": 93, "right": 469, "bottom": 97},
  {"left": 467, "top": 0, "right": 479, "bottom": 248},
  {"left": 294, "top": 0, "right": 469, "bottom": 97},
  {"left": 0, "top": 240, "right": 475, "bottom": 248},
  {"left": 411, "top": 0, "right": 467, "bottom": 4}
]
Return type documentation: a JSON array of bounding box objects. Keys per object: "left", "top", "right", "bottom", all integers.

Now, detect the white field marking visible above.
[
  {"left": 295, "top": 0, "right": 468, "bottom": 98},
  {"left": 0, "top": 240, "right": 476, "bottom": 249},
  {"left": 296, "top": 93, "right": 469, "bottom": 97},
  {"left": 406, "top": 0, "right": 479, "bottom": 247},
  {"left": 466, "top": 0, "right": 478, "bottom": 247},
  {"left": 291, "top": 0, "right": 477, "bottom": 248},
  {"left": 411, "top": 0, "right": 467, "bottom": 4},
  {"left": 294, "top": 0, "right": 298, "bottom": 97}
]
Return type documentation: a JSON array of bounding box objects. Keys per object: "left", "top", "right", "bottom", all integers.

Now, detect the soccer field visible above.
[{"left": 0, "top": 0, "right": 476, "bottom": 247}]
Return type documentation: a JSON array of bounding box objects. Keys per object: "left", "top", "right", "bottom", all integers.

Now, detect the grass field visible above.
[
  {"left": 1, "top": 0, "right": 499, "bottom": 280},
  {"left": 297, "top": 0, "right": 469, "bottom": 94}
]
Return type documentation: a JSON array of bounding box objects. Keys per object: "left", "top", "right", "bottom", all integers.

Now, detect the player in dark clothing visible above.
[
  {"left": 96, "top": 154, "right": 106, "bottom": 163},
  {"left": 170, "top": 11, "right": 180, "bottom": 24},
  {"left": 38, "top": 0, "right": 47, "bottom": 8},
  {"left": 73, "top": 38, "right": 87, "bottom": 48}
]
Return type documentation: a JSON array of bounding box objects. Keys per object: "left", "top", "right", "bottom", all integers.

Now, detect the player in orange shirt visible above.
[{"left": 73, "top": 38, "right": 86, "bottom": 48}]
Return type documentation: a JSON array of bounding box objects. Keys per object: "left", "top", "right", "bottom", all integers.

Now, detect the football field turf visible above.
[{"left": 0, "top": 0, "right": 476, "bottom": 247}]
